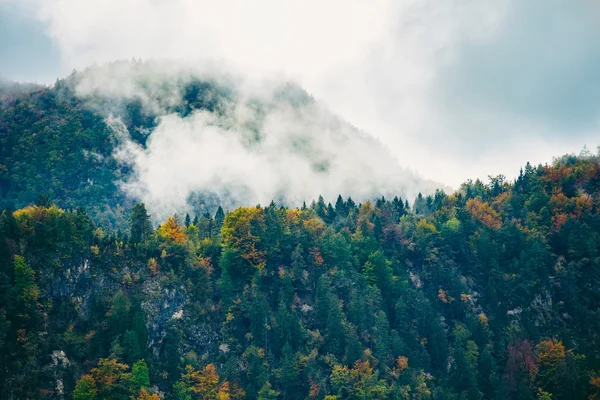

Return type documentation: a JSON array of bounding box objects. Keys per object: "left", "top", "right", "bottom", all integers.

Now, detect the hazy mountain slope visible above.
[
  {"left": 0, "top": 79, "right": 129, "bottom": 228},
  {"left": 0, "top": 61, "right": 442, "bottom": 227},
  {"left": 0, "top": 78, "right": 42, "bottom": 107}
]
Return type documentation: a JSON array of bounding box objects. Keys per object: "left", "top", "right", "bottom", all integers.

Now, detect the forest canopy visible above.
[{"left": 0, "top": 151, "right": 599, "bottom": 399}]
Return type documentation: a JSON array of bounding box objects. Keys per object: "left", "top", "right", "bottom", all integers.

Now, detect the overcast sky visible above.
[{"left": 1, "top": 0, "right": 599, "bottom": 188}]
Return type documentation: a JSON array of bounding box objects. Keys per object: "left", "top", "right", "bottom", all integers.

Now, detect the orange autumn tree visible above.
[
  {"left": 590, "top": 372, "right": 600, "bottom": 400},
  {"left": 466, "top": 198, "right": 502, "bottom": 230},
  {"left": 90, "top": 358, "right": 130, "bottom": 388},
  {"left": 72, "top": 358, "right": 133, "bottom": 399},
  {"left": 175, "top": 364, "right": 232, "bottom": 400},
  {"left": 157, "top": 216, "right": 185, "bottom": 244},
  {"left": 74, "top": 358, "right": 158, "bottom": 400},
  {"left": 535, "top": 340, "right": 566, "bottom": 393},
  {"left": 505, "top": 340, "right": 538, "bottom": 395},
  {"left": 137, "top": 388, "right": 160, "bottom": 400}
]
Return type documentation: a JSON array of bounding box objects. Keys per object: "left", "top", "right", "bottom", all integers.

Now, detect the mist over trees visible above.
[{"left": 0, "top": 61, "right": 442, "bottom": 227}]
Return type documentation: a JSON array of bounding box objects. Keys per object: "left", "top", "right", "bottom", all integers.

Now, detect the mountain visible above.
[
  {"left": 2, "top": 60, "right": 600, "bottom": 399},
  {"left": 0, "top": 78, "right": 42, "bottom": 106},
  {"left": 0, "top": 61, "right": 442, "bottom": 228},
  {"left": 0, "top": 149, "right": 599, "bottom": 399}
]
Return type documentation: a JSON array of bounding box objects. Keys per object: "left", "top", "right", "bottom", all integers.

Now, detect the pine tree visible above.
[
  {"left": 215, "top": 206, "right": 225, "bottom": 231},
  {"left": 316, "top": 195, "right": 327, "bottom": 219},
  {"left": 325, "top": 295, "right": 346, "bottom": 358},
  {"left": 347, "top": 197, "right": 356, "bottom": 212},
  {"left": 218, "top": 267, "right": 234, "bottom": 309},
  {"left": 291, "top": 244, "right": 306, "bottom": 285},
  {"left": 326, "top": 203, "right": 336, "bottom": 223},
  {"left": 335, "top": 195, "right": 347, "bottom": 217},
  {"left": 345, "top": 324, "right": 363, "bottom": 366},
  {"left": 108, "top": 290, "right": 130, "bottom": 334},
  {"left": 478, "top": 347, "right": 498, "bottom": 399},
  {"left": 11, "top": 255, "right": 40, "bottom": 326},
  {"left": 122, "top": 330, "right": 142, "bottom": 363},
  {"left": 373, "top": 310, "right": 390, "bottom": 364},
  {"left": 130, "top": 203, "right": 152, "bottom": 243},
  {"left": 315, "top": 276, "right": 331, "bottom": 329},
  {"left": 279, "top": 342, "right": 299, "bottom": 399}
]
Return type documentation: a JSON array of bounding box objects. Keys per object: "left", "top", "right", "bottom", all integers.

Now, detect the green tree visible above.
[
  {"left": 215, "top": 206, "right": 225, "bottom": 231},
  {"left": 279, "top": 342, "right": 299, "bottom": 399},
  {"left": 131, "top": 359, "right": 150, "bottom": 391},
  {"left": 130, "top": 203, "right": 152, "bottom": 243},
  {"left": 108, "top": 289, "right": 130, "bottom": 333},
  {"left": 11, "top": 255, "right": 40, "bottom": 327},
  {"left": 335, "top": 195, "right": 348, "bottom": 217},
  {"left": 122, "top": 330, "right": 142, "bottom": 363},
  {"left": 73, "top": 374, "right": 98, "bottom": 400},
  {"left": 325, "top": 294, "right": 346, "bottom": 358},
  {"left": 258, "top": 381, "right": 280, "bottom": 400}
]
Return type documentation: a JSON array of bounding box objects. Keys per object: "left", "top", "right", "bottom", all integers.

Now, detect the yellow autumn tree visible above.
[
  {"left": 13, "top": 205, "right": 66, "bottom": 241},
  {"left": 535, "top": 340, "right": 566, "bottom": 391},
  {"left": 217, "top": 381, "right": 231, "bottom": 400},
  {"left": 90, "top": 358, "right": 130, "bottom": 388},
  {"left": 330, "top": 360, "right": 389, "bottom": 399},
  {"left": 221, "top": 207, "right": 266, "bottom": 271},
  {"left": 13, "top": 204, "right": 65, "bottom": 225},
  {"left": 73, "top": 374, "right": 98, "bottom": 400},
  {"left": 157, "top": 216, "right": 185, "bottom": 243},
  {"left": 137, "top": 388, "right": 160, "bottom": 400},
  {"left": 179, "top": 363, "right": 226, "bottom": 400},
  {"left": 590, "top": 371, "right": 600, "bottom": 400},
  {"left": 147, "top": 258, "right": 159, "bottom": 275},
  {"left": 356, "top": 201, "right": 376, "bottom": 235},
  {"left": 396, "top": 356, "right": 408, "bottom": 373}
]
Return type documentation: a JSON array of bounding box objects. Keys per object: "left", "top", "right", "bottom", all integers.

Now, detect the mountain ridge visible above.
[{"left": 0, "top": 60, "right": 444, "bottom": 228}]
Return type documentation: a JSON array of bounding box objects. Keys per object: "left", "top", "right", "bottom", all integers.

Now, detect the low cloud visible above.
[
  {"left": 4, "top": 0, "right": 599, "bottom": 189},
  {"left": 353, "top": 0, "right": 600, "bottom": 184},
  {"left": 76, "top": 62, "right": 440, "bottom": 220}
]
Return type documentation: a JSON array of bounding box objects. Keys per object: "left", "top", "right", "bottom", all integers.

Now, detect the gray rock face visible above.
[
  {"left": 142, "top": 282, "right": 186, "bottom": 357},
  {"left": 35, "top": 253, "right": 221, "bottom": 391}
]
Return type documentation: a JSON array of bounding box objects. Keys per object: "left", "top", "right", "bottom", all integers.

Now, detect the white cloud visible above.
[
  {"left": 4, "top": 0, "right": 600, "bottom": 189},
  {"left": 318, "top": 0, "right": 600, "bottom": 186},
  {"left": 87, "top": 62, "right": 437, "bottom": 219},
  {"left": 33, "top": 0, "right": 388, "bottom": 81}
]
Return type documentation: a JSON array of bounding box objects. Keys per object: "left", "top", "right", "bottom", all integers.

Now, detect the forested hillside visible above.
[
  {"left": 1, "top": 152, "right": 599, "bottom": 399},
  {"left": 0, "top": 76, "right": 129, "bottom": 228}
]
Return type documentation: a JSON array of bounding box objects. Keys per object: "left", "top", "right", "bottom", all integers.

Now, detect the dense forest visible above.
[
  {"left": 0, "top": 75, "right": 130, "bottom": 228},
  {"left": 1, "top": 150, "right": 599, "bottom": 399}
]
